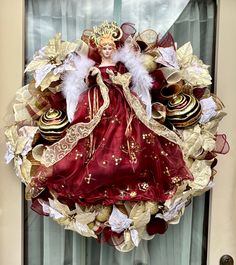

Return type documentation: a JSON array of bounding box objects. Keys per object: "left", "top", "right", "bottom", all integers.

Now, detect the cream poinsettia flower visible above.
[
  {"left": 182, "top": 124, "right": 216, "bottom": 160},
  {"left": 191, "top": 180, "right": 214, "bottom": 197},
  {"left": 5, "top": 125, "right": 38, "bottom": 184},
  {"left": 41, "top": 199, "right": 97, "bottom": 238},
  {"left": 13, "top": 84, "right": 34, "bottom": 122},
  {"left": 128, "top": 202, "right": 151, "bottom": 246},
  {"left": 111, "top": 202, "right": 152, "bottom": 251},
  {"left": 25, "top": 34, "right": 77, "bottom": 90},
  {"left": 108, "top": 205, "right": 133, "bottom": 233},
  {"left": 189, "top": 159, "right": 214, "bottom": 190},
  {"left": 177, "top": 42, "right": 212, "bottom": 86},
  {"left": 67, "top": 204, "right": 97, "bottom": 238},
  {"left": 5, "top": 125, "right": 38, "bottom": 163},
  {"left": 156, "top": 185, "right": 191, "bottom": 224}
]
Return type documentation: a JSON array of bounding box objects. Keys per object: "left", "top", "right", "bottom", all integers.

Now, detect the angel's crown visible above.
[{"left": 90, "top": 21, "right": 122, "bottom": 46}]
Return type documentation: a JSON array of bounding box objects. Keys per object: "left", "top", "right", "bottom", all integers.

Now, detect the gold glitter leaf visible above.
[
  {"left": 176, "top": 42, "right": 193, "bottom": 67},
  {"left": 44, "top": 33, "right": 77, "bottom": 62},
  {"left": 130, "top": 203, "right": 151, "bottom": 228},
  {"left": 40, "top": 72, "right": 60, "bottom": 91},
  {"left": 25, "top": 59, "right": 49, "bottom": 73}
]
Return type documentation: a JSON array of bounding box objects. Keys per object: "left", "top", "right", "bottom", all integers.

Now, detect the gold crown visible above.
[{"left": 90, "top": 21, "right": 122, "bottom": 46}]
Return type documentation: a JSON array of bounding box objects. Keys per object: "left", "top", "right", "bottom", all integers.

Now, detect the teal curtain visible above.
[{"left": 24, "top": 1, "right": 216, "bottom": 264}]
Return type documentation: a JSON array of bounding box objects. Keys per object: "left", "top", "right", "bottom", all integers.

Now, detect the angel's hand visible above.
[
  {"left": 109, "top": 72, "right": 132, "bottom": 87},
  {"left": 85, "top": 66, "right": 100, "bottom": 84},
  {"left": 89, "top": 66, "right": 100, "bottom": 76},
  {"left": 106, "top": 68, "right": 114, "bottom": 77}
]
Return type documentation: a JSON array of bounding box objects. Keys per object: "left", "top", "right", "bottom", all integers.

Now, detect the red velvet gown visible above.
[{"left": 32, "top": 64, "right": 193, "bottom": 209}]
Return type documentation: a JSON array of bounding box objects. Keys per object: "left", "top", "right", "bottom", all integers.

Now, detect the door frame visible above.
[
  {"left": 0, "top": 1, "right": 235, "bottom": 264},
  {"left": 207, "top": 0, "right": 236, "bottom": 263},
  {"left": 0, "top": 1, "right": 24, "bottom": 265}
]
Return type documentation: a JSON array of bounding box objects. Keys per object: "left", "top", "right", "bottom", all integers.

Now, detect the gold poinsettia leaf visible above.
[
  {"left": 44, "top": 34, "right": 77, "bottom": 63},
  {"left": 21, "top": 157, "right": 32, "bottom": 184},
  {"left": 13, "top": 103, "right": 32, "bottom": 122},
  {"left": 49, "top": 198, "right": 74, "bottom": 217},
  {"left": 14, "top": 85, "right": 34, "bottom": 122},
  {"left": 66, "top": 220, "right": 97, "bottom": 238},
  {"left": 189, "top": 159, "right": 213, "bottom": 190},
  {"left": 177, "top": 43, "right": 212, "bottom": 86},
  {"left": 75, "top": 203, "right": 96, "bottom": 224},
  {"left": 144, "top": 201, "right": 159, "bottom": 215},
  {"left": 39, "top": 72, "right": 60, "bottom": 91},
  {"left": 5, "top": 125, "right": 28, "bottom": 155},
  {"left": 129, "top": 202, "right": 150, "bottom": 228},
  {"left": 44, "top": 33, "right": 62, "bottom": 59},
  {"left": 177, "top": 42, "right": 193, "bottom": 66},
  {"left": 180, "top": 68, "right": 211, "bottom": 86},
  {"left": 74, "top": 39, "right": 89, "bottom": 56},
  {"left": 48, "top": 85, "right": 62, "bottom": 93},
  {"left": 182, "top": 55, "right": 212, "bottom": 86},
  {"left": 75, "top": 212, "right": 96, "bottom": 225},
  {"left": 202, "top": 131, "right": 216, "bottom": 152},
  {"left": 175, "top": 183, "right": 190, "bottom": 199},
  {"left": 129, "top": 202, "right": 145, "bottom": 219},
  {"left": 133, "top": 211, "right": 151, "bottom": 229},
  {"left": 5, "top": 126, "right": 18, "bottom": 148},
  {"left": 56, "top": 217, "right": 72, "bottom": 226},
  {"left": 58, "top": 41, "right": 78, "bottom": 60},
  {"left": 192, "top": 180, "right": 214, "bottom": 197},
  {"left": 15, "top": 84, "right": 31, "bottom": 102},
  {"left": 74, "top": 204, "right": 83, "bottom": 214},
  {"left": 25, "top": 59, "right": 49, "bottom": 73},
  {"left": 182, "top": 125, "right": 204, "bottom": 158}
]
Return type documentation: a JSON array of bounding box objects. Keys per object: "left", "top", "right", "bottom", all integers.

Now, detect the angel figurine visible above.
[{"left": 27, "top": 22, "right": 192, "bottom": 211}]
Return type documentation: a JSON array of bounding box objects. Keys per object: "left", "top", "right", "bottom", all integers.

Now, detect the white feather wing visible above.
[
  {"left": 113, "top": 44, "right": 153, "bottom": 119},
  {"left": 62, "top": 54, "right": 95, "bottom": 122}
]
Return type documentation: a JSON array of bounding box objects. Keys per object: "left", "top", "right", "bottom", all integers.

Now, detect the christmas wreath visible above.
[{"left": 5, "top": 21, "right": 228, "bottom": 252}]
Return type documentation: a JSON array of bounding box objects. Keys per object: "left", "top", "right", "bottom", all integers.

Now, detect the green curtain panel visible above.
[{"left": 24, "top": 0, "right": 216, "bottom": 264}]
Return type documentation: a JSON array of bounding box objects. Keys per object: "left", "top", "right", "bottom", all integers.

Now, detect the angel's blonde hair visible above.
[{"left": 98, "top": 35, "right": 116, "bottom": 53}]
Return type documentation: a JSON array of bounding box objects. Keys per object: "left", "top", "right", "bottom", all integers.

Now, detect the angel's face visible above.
[{"left": 100, "top": 44, "right": 113, "bottom": 59}]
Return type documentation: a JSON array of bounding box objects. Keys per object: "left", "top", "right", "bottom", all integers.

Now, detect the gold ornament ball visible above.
[
  {"left": 87, "top": 221, "right": 95, "bottom": 229},
  {"left": 95, "top": 205, "right": 112, "bottom": 222},
  {"left": 38, "top": 108, "right": 69, "bottom": 141}
]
